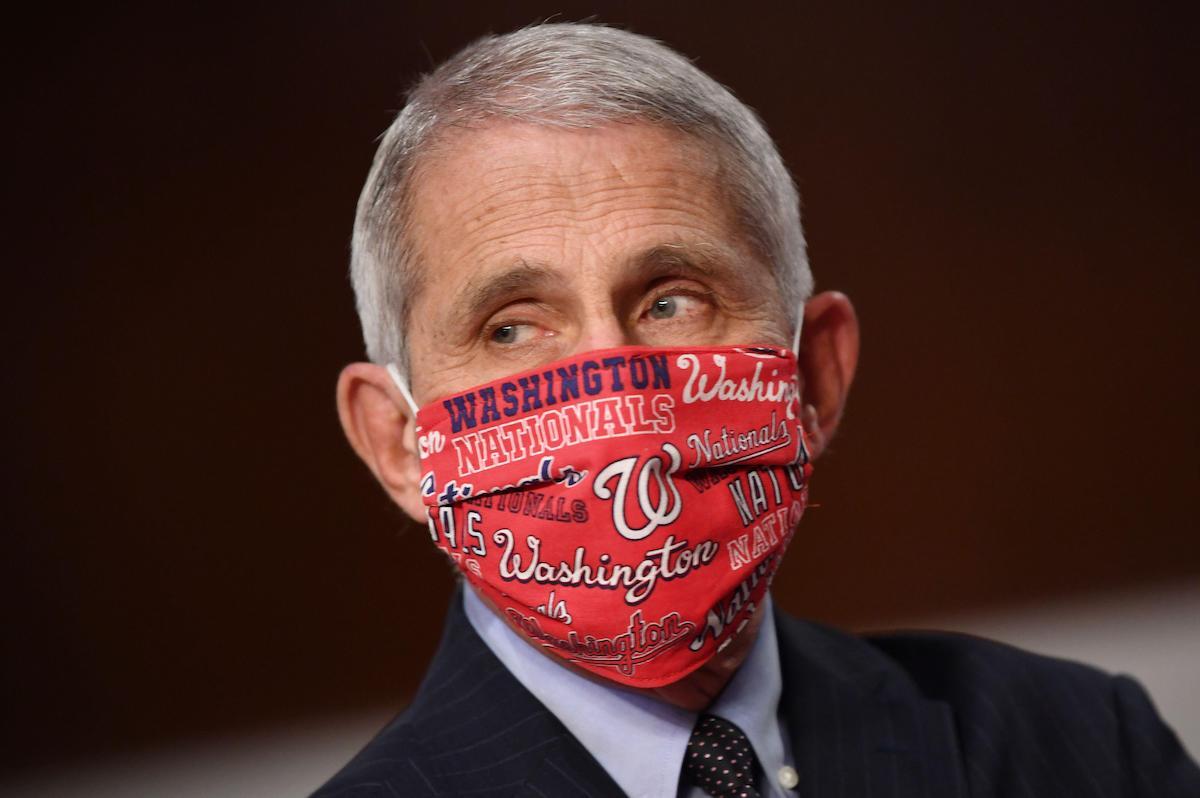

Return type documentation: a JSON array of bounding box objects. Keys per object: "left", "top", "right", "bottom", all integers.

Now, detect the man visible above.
[{"left": 318, "top": 23, "right": 1198, "bottom": 798}]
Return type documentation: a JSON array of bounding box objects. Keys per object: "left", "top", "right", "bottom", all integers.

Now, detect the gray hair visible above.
[{"left": 350, "top": 22, "right": 812, "bottom": 370}]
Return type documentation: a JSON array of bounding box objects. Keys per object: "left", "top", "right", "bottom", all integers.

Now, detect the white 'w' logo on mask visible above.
[{"left": 593, "top": 443, "right": 684, "bottom": 541}]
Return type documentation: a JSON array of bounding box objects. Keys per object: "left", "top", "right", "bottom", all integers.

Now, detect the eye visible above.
[
  {"left": 645, "top": 293, "right": 706, "bottom": 321},
  {"left": 490, "top": 323, "right": 529, "bottom": 345},
  {"left": 648, "top": 296, "right": 678, "bottom": 319}
]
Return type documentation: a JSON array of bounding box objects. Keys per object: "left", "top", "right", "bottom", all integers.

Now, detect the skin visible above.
[{"left": 337, "top": 121, "right": 860, "bottom": 710}]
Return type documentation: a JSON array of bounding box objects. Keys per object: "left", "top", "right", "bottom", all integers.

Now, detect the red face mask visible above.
[{"left": 393, "top": 345, "right": 811, "bottom": 688}]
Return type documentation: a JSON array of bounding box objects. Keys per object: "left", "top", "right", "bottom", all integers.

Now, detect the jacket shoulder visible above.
[
  {"left": 864, "top": 628, "right": 1115, "bottom": 707},
  {"left": 310, "top": 589, "right": 621, "bottom": 798},
  {"left": 311, "top": 710, "right": 439, "bottom": 797},
  {"left": 863, "top": 629, "right": 1199, "bottom": 796}
]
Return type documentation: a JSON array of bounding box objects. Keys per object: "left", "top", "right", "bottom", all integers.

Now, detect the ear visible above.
[
  {"left": 336, "top": 363, "right": 427, "bottom": 522},
  {"left": 797, "top": 291, "right": 859, "bottom": 460}
]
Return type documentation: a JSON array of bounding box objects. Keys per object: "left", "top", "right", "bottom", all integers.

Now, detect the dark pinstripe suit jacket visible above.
[{"left": 313, "top": 590, "right": 1199, "bottom": 797}]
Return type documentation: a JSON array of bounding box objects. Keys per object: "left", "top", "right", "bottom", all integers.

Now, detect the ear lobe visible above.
[
  {"left": 336, "top": 363, "right": 427, "bottom": 522},
  {"left": 797, "top": 291, "right": 860, "bottom": 460}
]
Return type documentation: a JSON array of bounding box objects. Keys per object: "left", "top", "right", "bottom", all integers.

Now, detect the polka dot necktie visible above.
[{"left": 681, "top": 713, "right": 764, "bottom": 798}]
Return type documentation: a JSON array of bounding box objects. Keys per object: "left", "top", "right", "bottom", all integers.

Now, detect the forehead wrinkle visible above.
[
  {"left": 457, "top": 209, "right": 724, "bottom": 264},
  {"left": 455, "top": 174, "right": 709, "bottom": 235},
  {"left": 448, "top": 153, "right": 713, "bottom": 221},
  {"left": 444, "top": 201, "right": 729, "bottom": 278}
]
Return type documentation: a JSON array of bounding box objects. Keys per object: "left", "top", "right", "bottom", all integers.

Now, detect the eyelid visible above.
[
  {"left": 647, "top": 274, "right": 713, "bottom": 296},
  {"left": 481, "top": 299, "right": 548, "bottom": 331},
  {"left": 482, "top": 299, "right": 562, "bottom": 347},
  {"left": 484, "top": 318, "right": 535, "bottom": 341},
  {"left": 642, "top": 283, "right": 715, "bottom": 315}
]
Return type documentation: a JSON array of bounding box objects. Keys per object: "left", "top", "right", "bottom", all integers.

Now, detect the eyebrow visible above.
[
  {"left": 626, "top": 241, "right": 740, "bottom": 285},
  {"left": 458, "top": 259, "right": 558, "bottom": 324}
]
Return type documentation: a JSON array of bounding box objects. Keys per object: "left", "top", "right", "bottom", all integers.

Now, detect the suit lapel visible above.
[
  {"left": 775, "top": 611, "right": 968, "bottom": 798},
  {"left": 411, "top": 588, "right": 626, "bottom": 797},
  {"left": 517, "top": 735, "right": 628, "bottom": 798}
]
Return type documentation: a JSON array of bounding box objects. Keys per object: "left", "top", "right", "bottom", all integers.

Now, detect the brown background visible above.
[{"left": 4, "top": 2, "right": 1197, "bottom": 778}]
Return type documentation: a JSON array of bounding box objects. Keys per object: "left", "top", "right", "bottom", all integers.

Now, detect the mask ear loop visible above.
[
  {"left": 790, "top": 301, "right": 806, "bottom": 356},
  {"left": 385, "top": 363, "right": 421, "bottom": 419}
]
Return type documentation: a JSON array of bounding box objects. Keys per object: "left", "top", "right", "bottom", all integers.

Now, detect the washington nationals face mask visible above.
[{"left": 387, "top": 344, "right": 811, "bottom": 688}]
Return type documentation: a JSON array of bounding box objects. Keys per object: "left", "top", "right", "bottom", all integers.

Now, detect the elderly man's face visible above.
[
  {"left": 402, "top": 121, "right": 790, "bottom": 405},
  {"left": 337, "top": 119, "right": 858, "bottom": 708}
]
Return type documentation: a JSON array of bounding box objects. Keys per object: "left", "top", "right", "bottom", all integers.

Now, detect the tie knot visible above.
[{"left": 682, "top": 714, "right": 763, "bottom": 798}]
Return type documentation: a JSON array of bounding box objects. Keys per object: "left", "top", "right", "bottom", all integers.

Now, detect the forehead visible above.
[
  {"left": 397, "top": 120, "right": 786, "bottom": 396},
  {"left": 405, "top": 121, "right": 746, "bottom": 271}
]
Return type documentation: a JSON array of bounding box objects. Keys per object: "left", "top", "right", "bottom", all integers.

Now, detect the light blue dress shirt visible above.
[{"left": 463, "top": 587, "right": 797, "bottom": 798}]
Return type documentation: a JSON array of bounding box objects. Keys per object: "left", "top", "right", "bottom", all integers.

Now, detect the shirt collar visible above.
[{"left": 463, "top": 586, "right": 785, "bottom": 798}]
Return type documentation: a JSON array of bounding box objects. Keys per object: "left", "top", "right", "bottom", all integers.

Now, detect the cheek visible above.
[
  {"left": 408, "top": 344, "right": 481, "bottom": 406},
  {"left": 729, "top": 291, "right": 792, "bottom": 347},
  {"left": 713, "top": 305, "right": 793, "bottom": 349}
]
